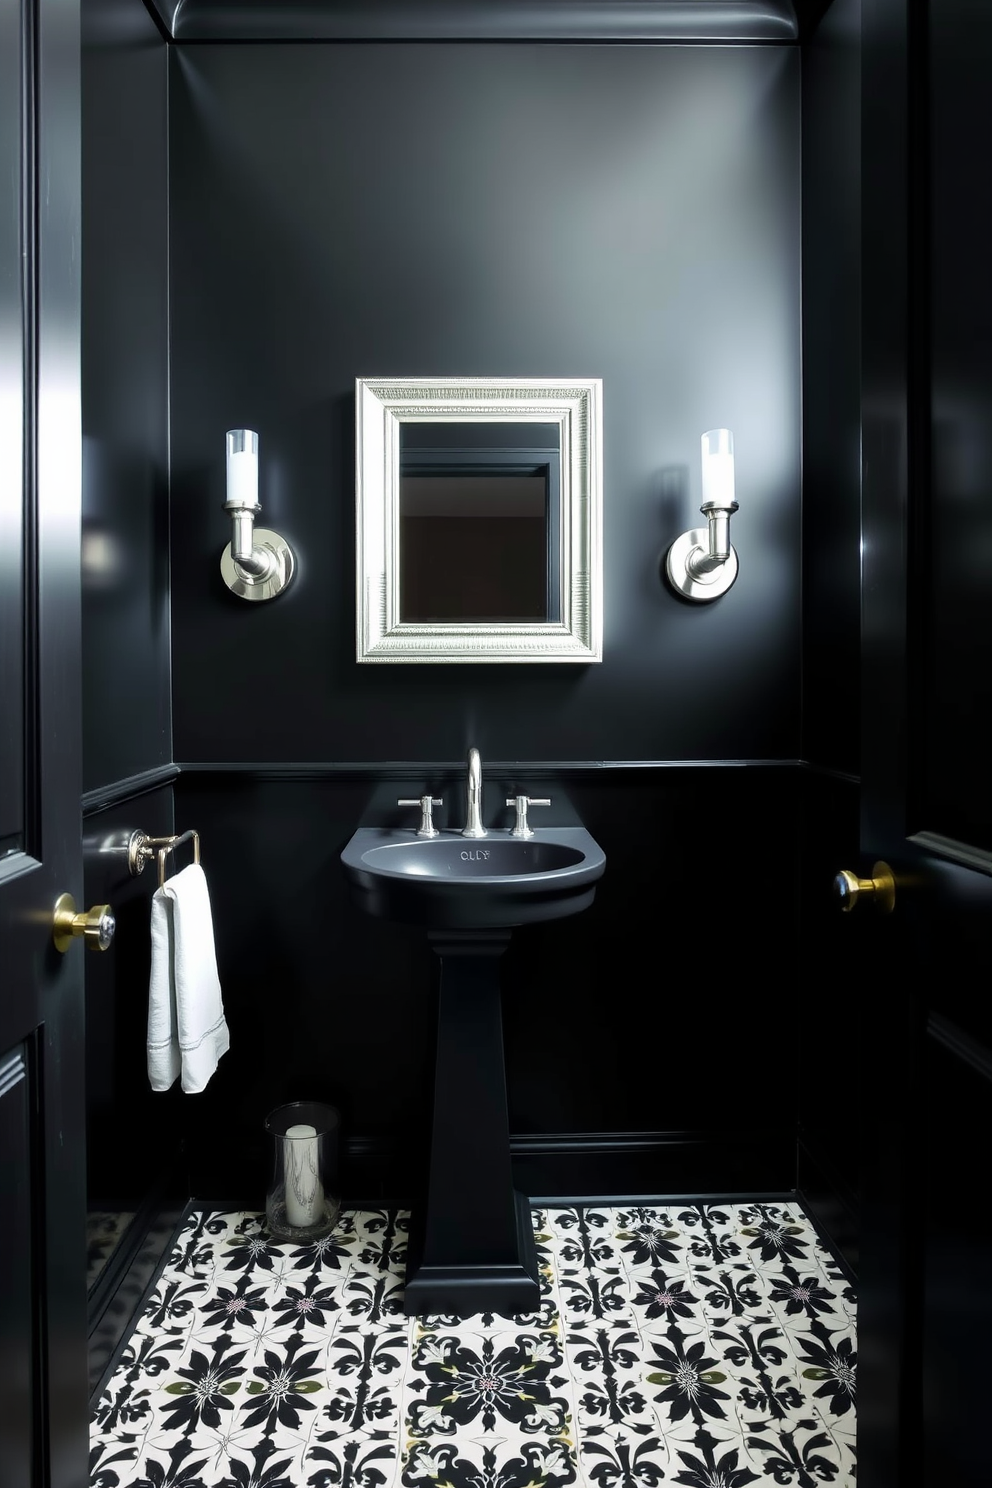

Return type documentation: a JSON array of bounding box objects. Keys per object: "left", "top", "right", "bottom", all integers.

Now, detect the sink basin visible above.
[{"left": 340, "top": 826, "right": 606, "bottom": 928}]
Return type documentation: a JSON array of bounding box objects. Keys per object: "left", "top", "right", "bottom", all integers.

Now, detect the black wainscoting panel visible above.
[
  {"left": 800, "top": 0, "right": 861, "bottom": 776},
  {"left": 169, "top": 42, "right": 801, "bottom": 765},
  {"left": 174, "top": 765, "right": 800, "bottom": 1202},
  {"left": 82, "top": 0, "right": 170, "bottom": 793},
  {"left": 172, "top": 773, "right": 438, "bottom": 1204},
  {"left": 923, "top": 0, "right": 992, "bottom": 853},
  {"left": 796, "top": 769, "right": 861, "bottom": 1272},
  {"left": 83, "top": 786, "right": 183, "bottom": 1222}
]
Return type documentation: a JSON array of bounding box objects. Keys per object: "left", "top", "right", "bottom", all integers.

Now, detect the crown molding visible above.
[{"left": 143, "top": 0, "right": 800, "bottom": 43}]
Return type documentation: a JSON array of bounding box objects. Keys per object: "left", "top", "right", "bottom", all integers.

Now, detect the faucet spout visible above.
[{"left": 462, "top": 747, "right": 487, "bottom": 838}]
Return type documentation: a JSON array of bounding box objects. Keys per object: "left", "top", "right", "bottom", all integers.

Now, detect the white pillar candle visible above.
[{"left": 284, "top": 1122, "right": 323, "bottom": 1229}]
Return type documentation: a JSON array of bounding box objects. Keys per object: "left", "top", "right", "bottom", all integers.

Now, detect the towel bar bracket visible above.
[{"left": 128, "top": 828, "right": 201, "bottom": 888}]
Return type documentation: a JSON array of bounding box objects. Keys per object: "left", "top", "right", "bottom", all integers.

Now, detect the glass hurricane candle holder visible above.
[{"left": 264, "top": 1101, "right": 340, "bottom": 1242}]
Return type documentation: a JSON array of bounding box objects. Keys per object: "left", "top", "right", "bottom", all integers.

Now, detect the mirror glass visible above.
[
  {"left": 400, "top": 422, "right": 560, "bottom": 624},
  {"left": 356, "top": 378, "right": 602, "bottom": 662}
]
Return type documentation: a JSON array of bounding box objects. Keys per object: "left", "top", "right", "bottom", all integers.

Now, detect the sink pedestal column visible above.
[{"left": 403, "top": 929, "right": 540, "bottom": 1318}]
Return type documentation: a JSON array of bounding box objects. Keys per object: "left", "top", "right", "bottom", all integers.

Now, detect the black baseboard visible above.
[
  {"left": 509, "top": 1130, "right": 795, "bottom": 1202},
  {"left": 88, "top": 1189, "right": 188, "bottom": 1398},
  {"left": 193, "top": 1129, "right": 795, "bottom": 1214},
  {"left": 796, "top": 1139, "right": 860, "bottom": 1278}
]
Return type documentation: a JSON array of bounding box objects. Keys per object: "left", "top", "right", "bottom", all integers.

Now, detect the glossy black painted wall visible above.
[
  {"left": 796, "top": 0, "right": 862, "bottom": 1266},
  {"left": 801, "top": 0, "right": 861, "bottom": 779},
  {"left": 925, "top": 0, "right": 992, "bottom": 852},
  {"left": 168, "top": 42, "right": 801, "bottom": 764},
  {"left": 160, "top": 39, "right": 808, "bottom": 1203},
  {"left": 82, "top": 0, "right": 171, "bottom": 793},
  {"left": 80, "top": 0, "right": 180, "bottom": 1367}
]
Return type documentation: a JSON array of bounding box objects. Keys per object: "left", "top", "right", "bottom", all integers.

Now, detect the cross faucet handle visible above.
[
  {"left": 397, "top": 795, "right": 443, "bottom": 838},
  {"left": 505, "top": 795, "right": 551, "bottom": 839}
]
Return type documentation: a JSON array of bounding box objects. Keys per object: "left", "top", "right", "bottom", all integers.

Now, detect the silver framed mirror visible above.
[{"left": 356, "top": 377, "right": 603, "bottom": 662}]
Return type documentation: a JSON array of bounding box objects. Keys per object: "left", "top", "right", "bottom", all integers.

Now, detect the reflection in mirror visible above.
[
  {"left": 400, "top": 424, "right": 561, "bottom": 624},
  {"left": 356, "top": 378, "right": 602, "bottom": 662}
]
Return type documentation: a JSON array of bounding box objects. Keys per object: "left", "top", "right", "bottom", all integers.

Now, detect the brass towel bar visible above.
[{"left": 127, "top": 828, "right": 201, "bottom": 889}]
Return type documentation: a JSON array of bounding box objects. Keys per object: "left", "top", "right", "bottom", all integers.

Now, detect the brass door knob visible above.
[
  {"left": 53, "top": 893, "right": 116, "bottom": 952},
  {"left": 833, "top": 861, "right": 896, "bottom": 914}
]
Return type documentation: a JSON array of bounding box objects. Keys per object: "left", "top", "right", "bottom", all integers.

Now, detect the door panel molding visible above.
[
  {"left": 909, "top": 830, "right": 992, "bottom": 878},
  {"left": 1, "top": 0, "right": 87, "bottom": 1483},
  {"left": 0, "top": 1047, "right": 27, "bottom": 1098},
  {"left": 928, "top": 1012, "right": 992, "bottom": 1085}
]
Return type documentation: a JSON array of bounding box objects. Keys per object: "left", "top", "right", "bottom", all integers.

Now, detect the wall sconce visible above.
[
  {"left": 220, "top": 429, "right": 296, "bottom": 601},
  {"left": 665, "top": 428, "right": 739, "bottom": 601}
]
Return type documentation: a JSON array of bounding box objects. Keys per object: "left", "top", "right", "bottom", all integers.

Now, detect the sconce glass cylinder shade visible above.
[
  {"left": 264, "top": 1100, "right": 340, "bottom": 1241},
  {"left": 225, "top": 428, "right": 259, "bottom": 510},
  {"left": 665, "top": 427, "right": 739, "bottom": 601},
  {"left": 700, "top": 428, "right": 735, "bottom": 511},
  {"left": 220, "top": 427, "right": 296, "bottom": 601}
]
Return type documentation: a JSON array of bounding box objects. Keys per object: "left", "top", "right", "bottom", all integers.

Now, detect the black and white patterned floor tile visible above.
[{"left": 89, "top": 1202, "right": 856, "bottom": 1488}]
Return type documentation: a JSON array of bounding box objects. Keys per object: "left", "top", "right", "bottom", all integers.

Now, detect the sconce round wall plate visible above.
[
  {"left": 221, "top": 528, "right": 296, "bottom": 601},
  {"left": 665, "top": 528, "right": 738, "bottom": 602}
]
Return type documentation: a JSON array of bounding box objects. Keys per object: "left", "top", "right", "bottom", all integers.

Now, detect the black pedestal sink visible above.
[{"left": 340, "top": 826, "right": 606, "bottom": 1316}]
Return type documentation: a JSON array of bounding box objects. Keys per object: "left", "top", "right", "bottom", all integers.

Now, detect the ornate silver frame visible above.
[{"left": 356, "top": 376, "right": 603, "bottom": 663}]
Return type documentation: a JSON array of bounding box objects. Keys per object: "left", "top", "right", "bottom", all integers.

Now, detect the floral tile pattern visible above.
[{"left": 90, "top": 1201, "right": 856, "bottom": 1487}]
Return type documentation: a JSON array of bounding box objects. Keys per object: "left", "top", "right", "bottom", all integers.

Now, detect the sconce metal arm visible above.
[
  {"left": 224, "top": 502, "right": 276, "bottom": 580},
  {"left": 666, "top": 498, "right": 739, "bottom": 601},
  {"left": 685, "top": 498, "right": 739, "bottom": 578}
]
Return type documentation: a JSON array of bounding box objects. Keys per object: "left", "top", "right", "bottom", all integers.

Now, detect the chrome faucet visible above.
[{"left": 462, "top": 747, "right": 487, "bottom": 838}]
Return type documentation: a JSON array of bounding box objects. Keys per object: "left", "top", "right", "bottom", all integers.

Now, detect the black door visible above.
[
  {"left": 0, "top": 1, "right": 89, "bottom": 1485},
  {"left": 857, "top": 0, "right": 992, "bottom": 1483}
]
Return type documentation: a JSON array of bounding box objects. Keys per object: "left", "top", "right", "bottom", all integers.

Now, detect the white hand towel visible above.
[{"left": 147, "top": 862, "right": 230, "bottom": 1094}]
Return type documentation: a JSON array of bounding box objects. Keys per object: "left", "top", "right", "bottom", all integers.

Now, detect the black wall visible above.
[
  {"left": 82, "top": 0, "right": 172, "bottom": 1149},
  {"left": 925, "top": 0, "right": 992, "bottom": 853},
  {"left": 80, "top": 15, "right": 877, "bottom": 1223},
  {"left": 81, "top": 0, "right": 179, "bottom": 1372},
  {"left": 796, "top": 0, "right": 863, "bottom": 1268},
  {"left": 168, "top": 43, "right": 801, "bottom": 764},
  {"left": 801, "top": 0, "right": 861, "bottom": 780},
  {"left": 82, "top": 0, "right": 171, "bottom": 792},
  {"left": 161, "top": 40, "right": 806, "bottom": 1202},
  {"left": 919, "top": 0, "right": 992, "bottom": 1472}
]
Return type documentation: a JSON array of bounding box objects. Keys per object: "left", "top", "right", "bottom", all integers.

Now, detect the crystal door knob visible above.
[
  {"left": 53, "top": 893, "right": 116, "bottom": 952},
  {"left": 833, "top": 862, "right": 896, "bottom": 914}
]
